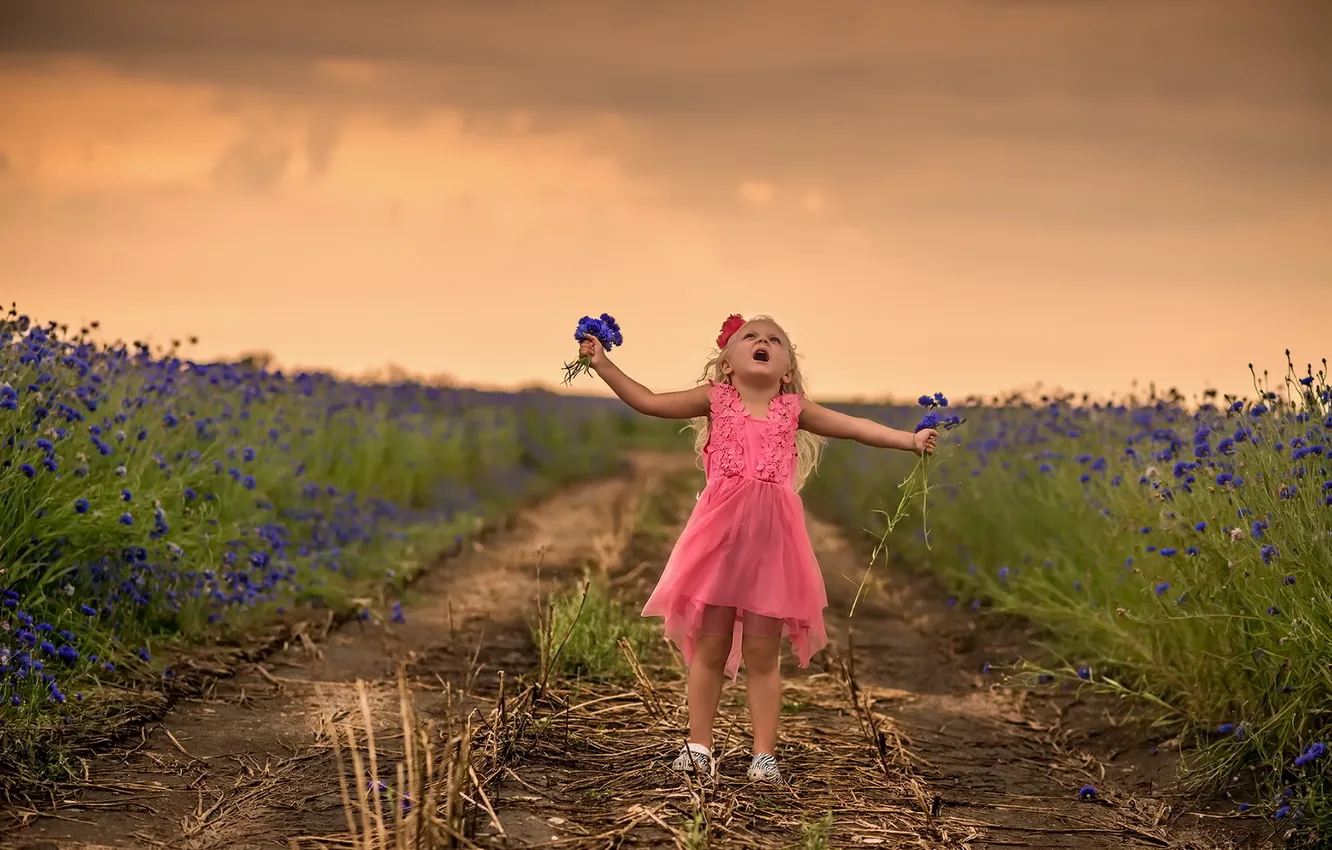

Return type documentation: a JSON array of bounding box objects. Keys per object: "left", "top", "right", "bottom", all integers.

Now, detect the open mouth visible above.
[{"left": 752, "top": 348, "right": 770, "bottom": 363}]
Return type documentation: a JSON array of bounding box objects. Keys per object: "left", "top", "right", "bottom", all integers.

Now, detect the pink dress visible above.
[{"left": 642, "top": 381, "right": 829, "bottom": 679}]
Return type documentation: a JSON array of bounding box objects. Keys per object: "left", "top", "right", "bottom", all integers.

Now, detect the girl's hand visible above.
[
  {"left": 913, "top": 428, "right": 938, "bottom": 456},
  {"left": 578, "top": 336, "right": 608, "bottom": 369}
]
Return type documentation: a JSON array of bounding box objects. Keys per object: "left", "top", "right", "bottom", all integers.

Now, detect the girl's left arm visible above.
[{"left": 799, "top": 400, "right": 927, "bottom": 453}]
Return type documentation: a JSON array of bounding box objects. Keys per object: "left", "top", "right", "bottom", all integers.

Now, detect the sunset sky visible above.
[{"left": 1, "top": 1, "right": 1328, "bottom": 402}]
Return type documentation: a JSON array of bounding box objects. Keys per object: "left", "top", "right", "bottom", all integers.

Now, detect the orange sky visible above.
[{"left": 1, "top": 1, "right": 1328, "bottom": 402}]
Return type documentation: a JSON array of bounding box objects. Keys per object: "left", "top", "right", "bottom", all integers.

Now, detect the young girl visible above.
[{"left": 577, "top": 313, "right": 937, "bottom": 783}]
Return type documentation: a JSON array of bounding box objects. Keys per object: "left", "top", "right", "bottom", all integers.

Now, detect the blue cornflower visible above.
[
  {"left": 1078, "top": 785, "right": 1097, "bottom": 801},
  {"left": 242, "top": 475, "right": 257, "bottom": 490},
  {"left": 119, "top": 513, "right": 133, "bottom": 526},
  {"left": 1077, "top": 666, "right": 1090, "bottom": 680},
  {"left": 1194, "top": 521, "right": 1207, "bottom": 532},
  {"left": 79, "top": 604, "right": 97, "bottom": 616},
  {"left": 121, "top": 488, "right": 132, "bottom": 501},
  {"left": 74, "top": 498, "right": 89, "bottom": 514},
  {"left": 917, "top": 395, "right": 933, "bottom": 407},
  {"left": 391, "top": 601, "right": 406, "bottom": 624},
  {"left": 1251, "top": 520, "right": 1268, "bottom": 539},
  {"left": 20, "top": 463, "right": 35, "bottom": 478},
  {"left": 1261, "top": 545, "right": 1277, "bottom": 564},
  {"left": 1159, "top": 547, "right": 1177, "bottom": 557},
  {"left": 1217, "top": 723, "right": 1235, "bottom": 734},
  {"left": 1293, "top": 742, "right": 1325, "bottom": 767},
  {"left": 1154, "top": 581, "right": 1170, "bottom": 596}
]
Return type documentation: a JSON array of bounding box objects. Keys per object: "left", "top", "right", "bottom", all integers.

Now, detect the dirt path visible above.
[{"left": 5, "top": 453, "right": 1271, "bottom": 849}]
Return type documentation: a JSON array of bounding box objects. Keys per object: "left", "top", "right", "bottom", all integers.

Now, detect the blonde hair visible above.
[{"left": 685, "top": 315, "right": 825, "bottom": 491}]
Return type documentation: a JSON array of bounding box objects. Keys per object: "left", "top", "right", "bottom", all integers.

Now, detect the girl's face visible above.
[{"left": 723, "top": 319, "right": 792, "bottom": 385}]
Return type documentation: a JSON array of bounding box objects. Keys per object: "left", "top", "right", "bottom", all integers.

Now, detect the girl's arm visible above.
[
  {"left": 587, "top": 343, "right": 710, "bottom": 420},
  {"left": 799, "top": 400, "right": 930, "bottom": 454}
]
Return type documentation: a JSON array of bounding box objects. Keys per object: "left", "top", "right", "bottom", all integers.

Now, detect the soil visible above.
[{"left": 2, "top": 452, "right": 1280, "bottom": 849}]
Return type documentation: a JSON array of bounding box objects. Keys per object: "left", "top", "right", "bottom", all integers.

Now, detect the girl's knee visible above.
[
  {"left": 741, "top": 636, "right": 780, "bottom": 675},
  {"left": 693, "top": 634, "right": 733, "bottom": 669}
]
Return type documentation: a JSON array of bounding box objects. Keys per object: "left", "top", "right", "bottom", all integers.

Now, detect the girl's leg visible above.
[
  {"left": 740, "top": 612, "right": 784, "bottom": 756},
  {"left": 687, "top": 605, "right": 737, "bottom": 749}
]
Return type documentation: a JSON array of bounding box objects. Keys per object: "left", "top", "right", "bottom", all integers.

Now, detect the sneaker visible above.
[
  {"left": 747, "top": 752, "right": 781, "bottom": 783},
  {"left": 670, "top": 742, "right": 714, "bottom": 777}
]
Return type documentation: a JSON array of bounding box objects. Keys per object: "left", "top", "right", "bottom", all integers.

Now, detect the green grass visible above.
[
  {"left": 801, "top": 812, "right": 834, "bottom": 849},
  {"left": 535, "top": 576, "right": 659, "bottom": 682}
]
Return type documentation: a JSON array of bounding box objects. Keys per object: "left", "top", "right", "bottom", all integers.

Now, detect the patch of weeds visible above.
[
  {"left": 534, "top": 576, "right": 657, "bottom": 681},
  {"left": 801, "top": 812, "right": 834, "bottom": 849},
  {"left": 781, "top": 700, "right": 809, "bottom": 715},
  {"left": 682, "top": 809, "right": 709, "bottom": 849}
]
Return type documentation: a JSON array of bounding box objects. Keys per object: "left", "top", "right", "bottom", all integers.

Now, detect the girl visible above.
[{"left": 577, "top": 313, "right": 937, "bottom": 783}]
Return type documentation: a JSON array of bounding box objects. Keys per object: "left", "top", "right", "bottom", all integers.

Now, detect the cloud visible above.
[
  {"left": 3, "top": 1, "right": 1327, "bottom": 118},
  {"left": 738, "top": 180, "right": 773, "bottom": 206},
  {"left": 2, "top": 0, "right": 1326, "bottom": 221},
  {"left": 304, "top": 111, "right": 341, "bottom": 177},
  {"left": 212, "top": 136, "right": 292, "bottom": 193}
]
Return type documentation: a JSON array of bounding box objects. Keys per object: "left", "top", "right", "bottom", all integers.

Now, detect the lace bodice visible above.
[{"left": 704, "top": 381, "right": 802, "bottom": 487}]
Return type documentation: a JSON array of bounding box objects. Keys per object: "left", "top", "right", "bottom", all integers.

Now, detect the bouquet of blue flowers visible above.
[{"left": 563, "top": 313, "right": 623, "bottom": 386}]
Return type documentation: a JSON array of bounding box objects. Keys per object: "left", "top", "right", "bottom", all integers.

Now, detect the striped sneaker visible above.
[
  {"left": 747, "top": 753, "right": 781, "bottom": 783},
  {"left": 670, "top": 742, "right": 714, "bottom": 777}
]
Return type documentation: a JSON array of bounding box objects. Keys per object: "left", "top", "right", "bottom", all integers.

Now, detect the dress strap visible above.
[
  {"left": 774, "top": 391, "right": 803, "bottom": 421},
  {"left": 708, "top": 380, "right": 743, "bottom": 419}
]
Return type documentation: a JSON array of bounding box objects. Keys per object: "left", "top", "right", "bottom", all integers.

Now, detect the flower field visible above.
[
  {"left": 0, "top": 309, "right": 675, "bottom": 777},
  {"left": 5, "top": 302, "right": 1329, "bottom": 843},
  {"left": 804, "top": 356, "right": 1331, "bottom": 834}
]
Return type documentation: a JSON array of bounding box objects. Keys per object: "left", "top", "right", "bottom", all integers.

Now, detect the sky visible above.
[{"left": 1, "top": 0, "right": 1328, "bottom": 403}]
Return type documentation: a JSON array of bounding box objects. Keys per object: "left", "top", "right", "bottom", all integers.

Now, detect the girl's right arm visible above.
[{"left": 581, "top": 337, "right": 710, "bottom": 420}]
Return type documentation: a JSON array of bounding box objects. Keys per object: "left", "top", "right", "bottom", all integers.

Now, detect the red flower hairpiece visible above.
[{"left": 716, "top": 314, "right": 746, "bottom": 349}]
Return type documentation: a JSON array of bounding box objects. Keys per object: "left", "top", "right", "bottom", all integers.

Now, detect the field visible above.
[
  {"left": 0, "top": 309, "right": 677, "bottom": 782},
  {"left": 805, "top": 363, "right": 1332, "bottom": 836},
  {"left": 1, "top": 308, "right": 1327, "bottom": 848}
]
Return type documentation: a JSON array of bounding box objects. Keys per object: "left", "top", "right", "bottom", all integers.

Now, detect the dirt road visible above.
[{"left": 6, "top": 453, "right": 1270, "bottom": 849}]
